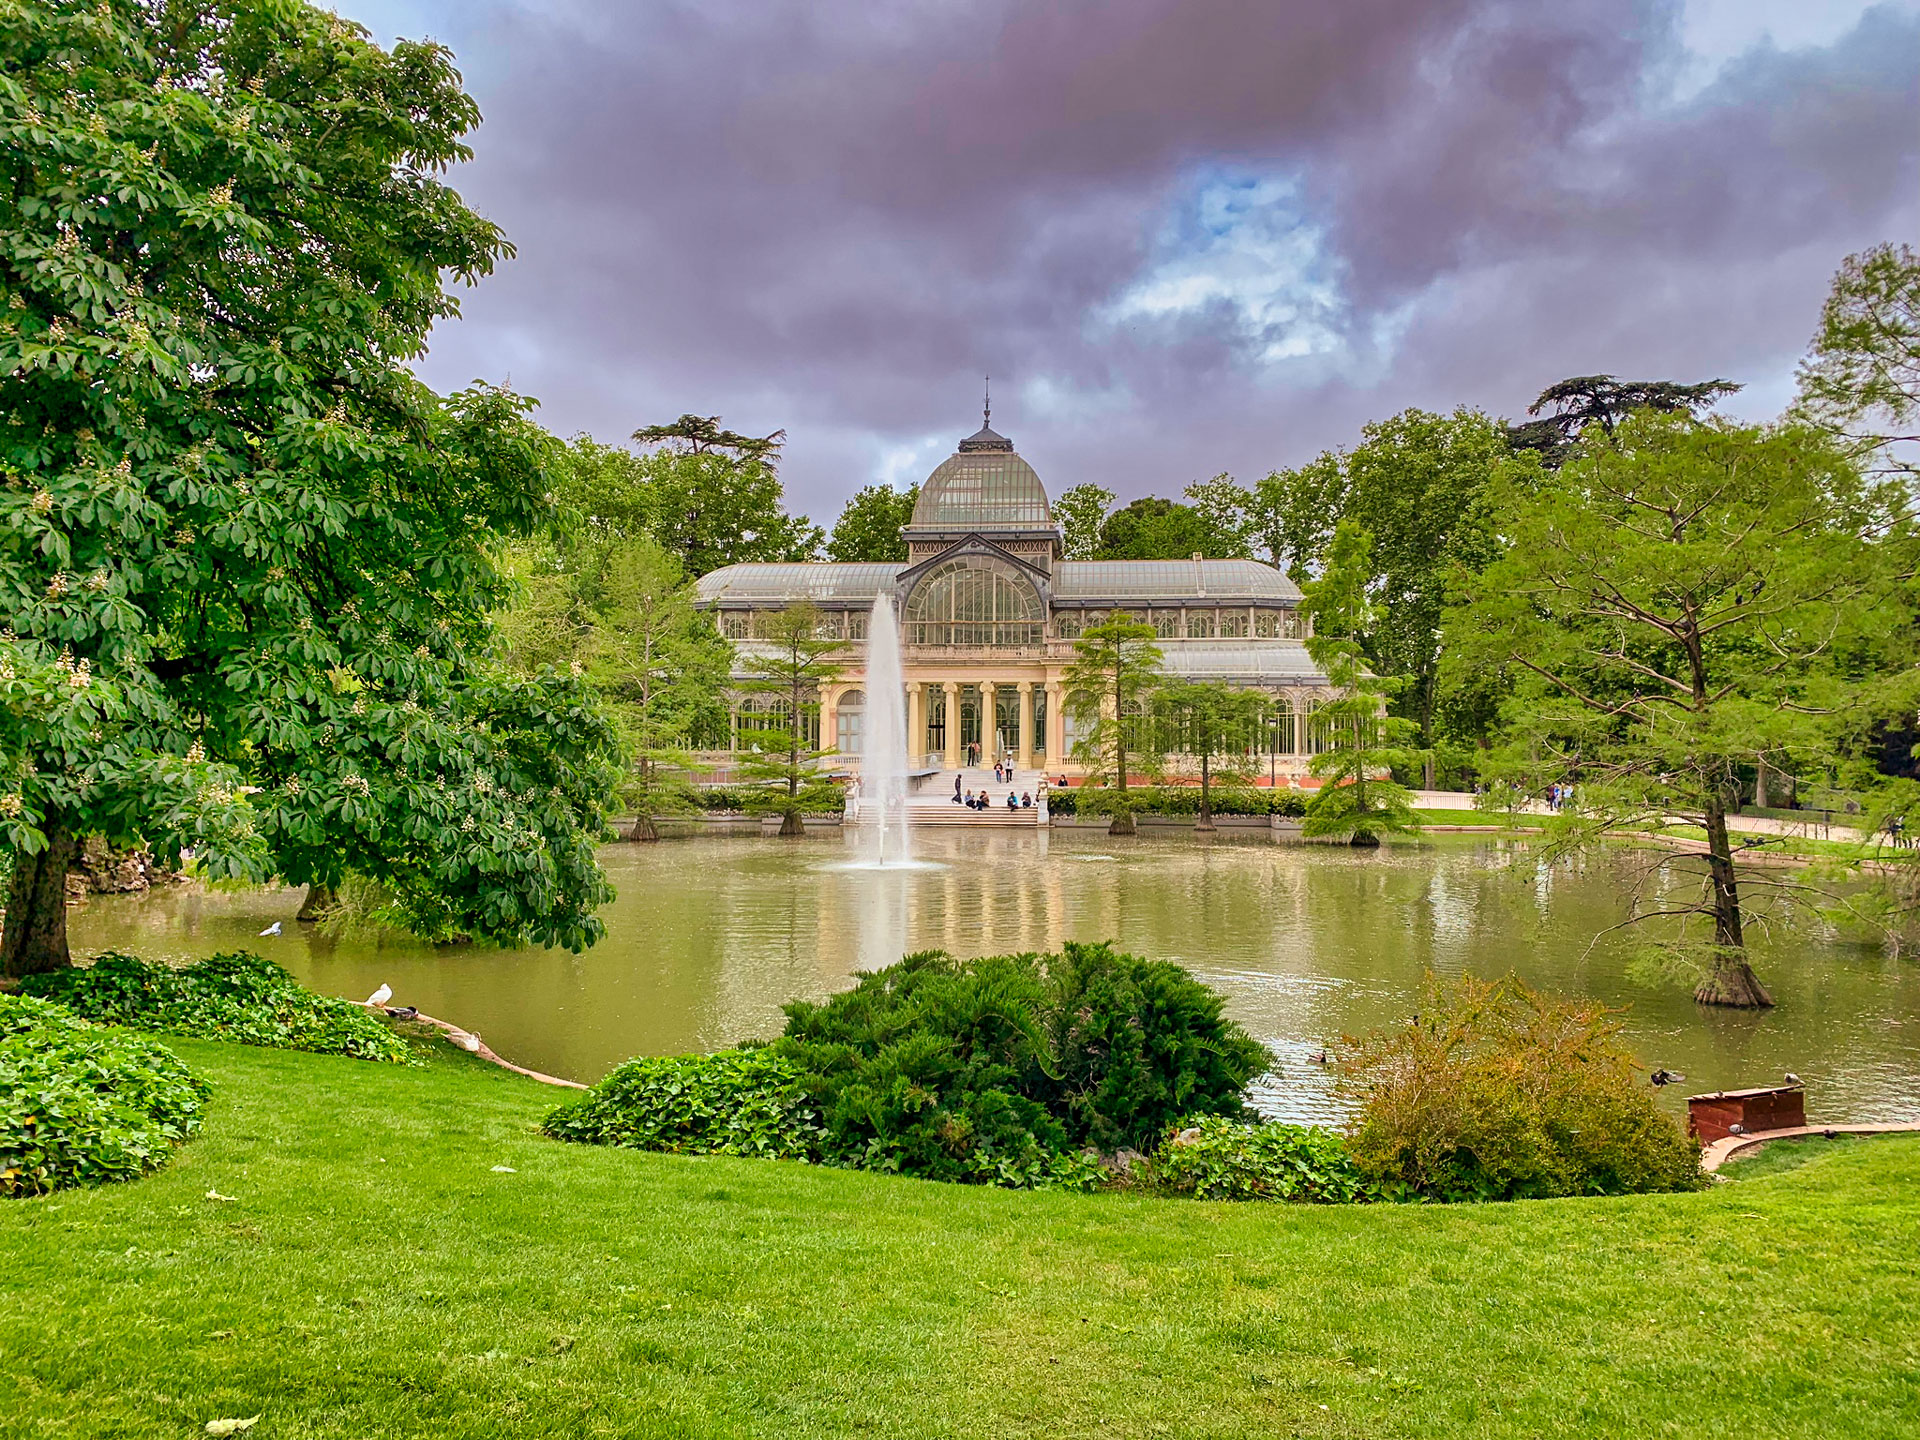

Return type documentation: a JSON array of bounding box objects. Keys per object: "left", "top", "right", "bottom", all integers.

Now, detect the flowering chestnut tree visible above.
[{"left": 0, "top": 0, "right": 619, "bottom": 975}]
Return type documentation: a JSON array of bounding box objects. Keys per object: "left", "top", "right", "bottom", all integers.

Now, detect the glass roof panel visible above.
[{"left": 910, "top": 452, "right": 1053, "bottom": 528}]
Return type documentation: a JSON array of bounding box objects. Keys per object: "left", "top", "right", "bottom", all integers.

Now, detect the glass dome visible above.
[{"left": 909, "top": 424, "right": 1053, "bottom": 530}]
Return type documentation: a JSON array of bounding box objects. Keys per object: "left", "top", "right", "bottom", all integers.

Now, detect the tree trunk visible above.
[
  {"left": 627, "top": 812, "right": 660, "bottom": 842},
  {"left": 1108, "top": 809, "right": 1136, "bottom": 837},
  {"left": 1694, "top": 794, "right": 1773, "bottom": 1007},
  {"left": 1349, "top": 830, "right": 1381, "bottom": 849},
  {"left": 779, "top": 808, "right": 806, "bottom": 837},
  {"left": 1, "top": 823, "right": 78, "bottom": 978},
  {"left": 296, "top": 883, "right": 338, "bottom": 922},
  {"left": 1195, "top": 753, "right": 1215, "bottom": 832}
]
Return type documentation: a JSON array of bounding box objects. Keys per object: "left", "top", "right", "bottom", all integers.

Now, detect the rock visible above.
[{"left": 1171, "top": 1127, "right": 1203, "bottom": 1147}]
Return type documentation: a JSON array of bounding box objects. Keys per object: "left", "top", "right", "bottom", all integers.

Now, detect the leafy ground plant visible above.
[
  {"left": 1152, "top": 1116, "right": 1395, "bottom": 1203},
  {"left": 24, "top": 952, "right": 412, "bottom": 1064},
  {"left": 1, "top": 993, "right": 209, "bottom": 1197},
  {"left": 543, "top": 1049, "right": 826, "bottom": 1160}
]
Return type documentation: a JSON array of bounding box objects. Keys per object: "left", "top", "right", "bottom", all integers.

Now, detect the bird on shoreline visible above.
[
  {"left": 1785, "top": 1072, "right": 1803, "bottom": 1085},
  {"left": 257, "top": 922, "right": 281, "bottom": 937},
  {"left": 1649, "top": 1069, "right": 1685, "bottom": 1087},
  {"left": 365, "top": 982, "right": 392, "bottom": 1008}
]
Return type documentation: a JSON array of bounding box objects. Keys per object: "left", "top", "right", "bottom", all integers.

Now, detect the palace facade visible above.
[{"left": 695, "top": 415, "right": 1332, "bottom": 778}]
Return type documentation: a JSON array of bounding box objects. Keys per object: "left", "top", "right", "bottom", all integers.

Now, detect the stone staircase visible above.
[{"left": 850, "top": 767, "right": 1045, "bottom": 827}]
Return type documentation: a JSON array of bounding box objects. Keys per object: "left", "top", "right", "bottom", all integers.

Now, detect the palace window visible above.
[
  {"left": 1056, "top": 613, "right": 1082, "bottom": 639},
  {"left": 720, "top": 612, "right": 750, "bottom": 640},
  {"left": 1219, "top": 610, "right": 1248, "bottom": 638},
  {"left": 1186, "top": 610, "right": 1215, "bottom": 639},
  {"left": 903, "top": 557, "right": 1045, "bottom": 647},
  {"left": 1152, "top": 609, "right": 1181, "bottom": 638}
]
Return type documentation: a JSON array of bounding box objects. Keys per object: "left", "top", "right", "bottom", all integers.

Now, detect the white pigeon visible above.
[
  {"left": 257, "top": 921, "right": 281, "bottom": 937},
  {"left": 365, "top": 982, "right": 393, "bottom": 1008}
]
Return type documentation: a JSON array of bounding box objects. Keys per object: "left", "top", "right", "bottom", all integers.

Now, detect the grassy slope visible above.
[{"left": 4, "top": 1038, "right": 1917, "bottom": 1440}]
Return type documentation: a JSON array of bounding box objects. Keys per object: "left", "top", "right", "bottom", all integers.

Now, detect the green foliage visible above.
[
  {"left": 1, "top": 991, "right": 208, "bottom": 1197},
  {"left": 1446, "top": 413, "right": 1907, "bottom": 997},
  {"left": 1063, "top": 620, "right": 1163, "bottom": 818},
  {"left": 1053, "top": 482, "right": 1114, "bottom": 561},
  {"left": 548, "top": 944, "right": 1270, "bottom": 1190},
  {"left": 0, "top": 0, "right": 620, "bottom": 969},
  {"left": 617, "top": 420, "right": 822, "bottom": 576},
  {"left": 1299, "top": 523, "right": 1420, "bottom": 843},
  {"left": 1506, "top": 375, "right": 1741, "bottom": 468},
  {"left": 735, "top": 603, "right": 843, "bottom": 830},
  {"left": 542, "top": 1049, "right": 825, "bottom": 1160},
  {"left": 1339, "top": 973, "right": 1705, "bottom": 1202},
  {"left": 1095, "top": 497, "right": 1214, "bottom": 560},
  {"left": 1794, "top": 243, "right": 1920, "bottom": 484},
  {"left": 1150, "top": 681, "right": 1267, "bottom": 820},
  {"left": 1050, "top": 784, "right": 1305, "bottom": 817},
  {"left": 24, "top": 951, "right": 412, "bottom": 1064},
  {"left": 1251, "top": 408, "right": 1519, "bottom": 771},
  {"left": 1151, "top": 1116, "right": 1390, "bottom": 1204},
  {"left": 774, "top": 944, "right": 1270, "bottom": 1180},
  {"left": 826, "top": 484, "right": 917, "bottom": 562}
]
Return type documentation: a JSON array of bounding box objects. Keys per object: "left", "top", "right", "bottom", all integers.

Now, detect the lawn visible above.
[{"left": 4, "top": 1036, "right": 1917, "bottom": 1439}]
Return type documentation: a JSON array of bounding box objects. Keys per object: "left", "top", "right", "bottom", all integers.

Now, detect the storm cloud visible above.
[{"left": 347, "top": 0, "right": 1920, "bottom": 520}]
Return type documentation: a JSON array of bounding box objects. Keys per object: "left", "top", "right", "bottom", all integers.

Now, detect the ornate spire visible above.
[
  {"left": 959, "top": 377, "right": 1013, "bottom": 452},
  {"left": 984, "top": 374, "right": 991, "bottom": 430}
]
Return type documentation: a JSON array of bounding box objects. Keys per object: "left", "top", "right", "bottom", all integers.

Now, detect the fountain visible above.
[{"left": 856, "top": 592, "right": 915, "bottom": 866}]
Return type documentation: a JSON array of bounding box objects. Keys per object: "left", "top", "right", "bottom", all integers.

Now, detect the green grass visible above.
[
  {"left": 1718, "top": 1133, "right": 1884, "bottom": 1181},
  {"left": 1408, "top": 807, "right": 1538, "bottom": 829},
  {"left": 5, "top": 1036, "right": 1918, "bottom": 1439}
]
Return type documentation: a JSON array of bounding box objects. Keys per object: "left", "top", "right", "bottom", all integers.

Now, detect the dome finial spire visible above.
[{"left": 984, "top": 374, "right": 991, "bottom": 430}]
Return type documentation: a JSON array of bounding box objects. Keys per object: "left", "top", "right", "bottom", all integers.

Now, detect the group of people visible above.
[
  {"left": 1547, "top": 782, "right": 1576, "bottom": 812},
  {"left": 952, "top": 764, "right": 1036, "bottom": 812}
]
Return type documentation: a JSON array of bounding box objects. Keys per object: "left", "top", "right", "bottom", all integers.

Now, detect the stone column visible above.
[
  {"left": 1016, "top": 681, "right": 1034, "bottom": 771},
  {"left": 942, "top": 681, "right": 961, "bottom": 769},
  {"left": 819, "top": 684, "right": 841, "bottom": 759},
  {"left": 979, "top": 680, "right": 996, "bottom": 765},
  {"left": 1045, "top": 681, "right": 1065, "bottom": 772},
  {"left": 907, "top": 683, "right": 924, "bottom": 768}
]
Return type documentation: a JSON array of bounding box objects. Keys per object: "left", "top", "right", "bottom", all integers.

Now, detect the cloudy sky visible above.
[{"left": 342, "top": 0, "right": 1920, "bottom": 524}]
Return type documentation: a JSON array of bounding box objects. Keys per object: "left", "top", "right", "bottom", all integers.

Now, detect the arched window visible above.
[
  {"left": 836, "top": 689, "right": 865, "bottom": 755},
  {"left": 903, "top": 557, "right": 1044, "bottom": 647},
  {"left": 1268, "top": 696, "right": 1296, "bottom": 756}
]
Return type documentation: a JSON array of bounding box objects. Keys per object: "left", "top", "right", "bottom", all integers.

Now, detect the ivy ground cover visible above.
[{"left": 1, "top": 1035, "right": 1914, "bottom": 1439}]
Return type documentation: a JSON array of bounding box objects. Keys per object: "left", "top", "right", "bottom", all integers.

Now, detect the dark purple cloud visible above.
[{"left": 349, "top": 0, "right": 1920, "bottom": 520}]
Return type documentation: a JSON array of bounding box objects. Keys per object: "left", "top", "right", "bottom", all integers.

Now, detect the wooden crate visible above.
[{"left": 1686, "top": 1085, "right": 1806, "bottom": 1142}]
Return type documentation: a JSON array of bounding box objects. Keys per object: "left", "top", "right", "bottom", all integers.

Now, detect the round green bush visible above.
[
  {"left": 544, "top": 1048, "right": 825, "bottom": 1160},
  {"left": 24, "top": 951, "right": 413, "bottom": 1063},
  {"left": 1, "top": 993, "right": 210, "bottom": 1198}
]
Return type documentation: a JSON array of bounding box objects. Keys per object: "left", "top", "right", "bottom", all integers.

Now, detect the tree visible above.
[
  {"left": 1180, "top": 472, "right": 1254, "bottom": 558},
  {"left": 1096, "top": 496, "right": 1215, "bottom": 560},
  {"left": 1448, "top": 414, "right": 1903, "bottom": 1007},
  {"left": 1151, "top": 681, "right": 1264, "bottom": 831},
  {"left": 633, "top": 413, "right": 786, "bottom": 464},
  {"left": 1794, "top": 242, "right": 1920, "bottom": 483},
  {"left": 737, "top": 602, "right": 841, "bottom": 836},
  {"left": 1252, "top": 409, "right": 1518, "bottom": 783},
  {"left": 1505, "top": 375, "right": 1741, "bottom": 468},
  {"left": 623, "top": 421, "right": 822, "bottom": 576},
  {"left": 1053, "top": 482, "right": 1113, "bottom": 561},
  {"left": 1297, "top": 524, "right": 1420, "bottom": 847},
  {"left": 0, "top": 1, "right": 619, "bottom": 974},
  {"left": 1063, "top": 619, "right": 1163, "bottom": 836},
  {"left": 826, "top": 483, "right": 917, "bottom": 562},
  {"left": 582, "top": 539, "right": 732, "bottom": 842}
]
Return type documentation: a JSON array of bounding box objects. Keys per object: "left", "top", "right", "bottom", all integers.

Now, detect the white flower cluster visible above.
[
  {"left": 185, "top": 740, "right": 205, "bottom": 764},
  {"left": 29, "top": 490, "right": 53, "bottom": 514},
  {"left": 46, "top": 572, "right": 68, "bottom": 597},
  {"left": 341, "top": 774, "right": 371, "bottom": 797}
]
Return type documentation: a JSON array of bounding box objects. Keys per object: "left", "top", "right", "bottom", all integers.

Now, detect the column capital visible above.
[{"left": 1016, "top": 679, "right": 1033, "bottom": 694}]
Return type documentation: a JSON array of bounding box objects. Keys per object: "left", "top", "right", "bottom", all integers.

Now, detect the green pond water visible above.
[{"left": 68, "top": 829, "right": 1920, "bottom": 1127}]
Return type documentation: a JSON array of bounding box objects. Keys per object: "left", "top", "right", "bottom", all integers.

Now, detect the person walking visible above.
[{"left": 953, "top": 774, "right": 963, "bottom": 803}]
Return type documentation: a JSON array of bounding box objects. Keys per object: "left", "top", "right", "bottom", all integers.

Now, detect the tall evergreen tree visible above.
[
  {"left": 1064, "top": 619, "right": 1163, "bottom": 837},
  {"left": 1448, "top": 414, "right": 1904, "bottom": 1007},
  {"left": 1505, "top": 375, "right": 1740, "bottom": 467},
  {"left": 1794, "top": 242, "right": 1920, "bottom": 483},
  {"left": 1151, "top": 681, "right": 1264, "bottom": 831},
  {"left": 737, "top": 602, "right": 841, "bottom": 836}
]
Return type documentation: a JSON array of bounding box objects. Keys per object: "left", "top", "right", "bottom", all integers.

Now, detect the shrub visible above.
[
  {"left": 1, "top": 993, "right": 210, "bottom": 1197},
  {"left": 548, "top": 943, "right": 1271, "bottom": 1190},
  {"left": 543, "top": 1049, "right": 825, "bottom": 1160},
  {"left": 1152, "top": 1116, "right": 1393, "bottom": 1203},
  {"left": 25, "top": 952, "right": 413, "bottom": 1064},
  {"left": 1339, "top": 973, "right": 1704, "bottom": 1202},
  {"left": 1050, "top": 786, "right": 1307, "bottom": 818}
]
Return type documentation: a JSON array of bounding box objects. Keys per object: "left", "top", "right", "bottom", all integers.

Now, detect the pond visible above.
[{"left": 69, "top": 829, "right": 1920, "bottom": 1127}]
